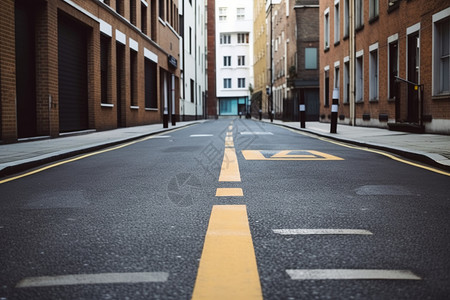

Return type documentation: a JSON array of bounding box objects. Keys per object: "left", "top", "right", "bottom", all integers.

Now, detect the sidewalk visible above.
[
  {"left": 0, "top": 121, "right": 204, "bottom": 178},
  {"left": 261, "top": 119, "right": 450, "bottom": 171},
  {"left": 1, "top": 118, "right": 449, "bottom": 178}
]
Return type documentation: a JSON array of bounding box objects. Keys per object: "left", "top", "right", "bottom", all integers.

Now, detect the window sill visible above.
[
  {"left": 432, "top": 94, "right": 450, "bottom": 101},
  {"left": 101, "top": 103, "right": 114, "bottom": 108},
  {"left": 369, "top": 98, "right": 379, "bottom": 103},
  {"left": 355, "top": 100, "right": 364, "bottom": 104},
  {"left": 324, "top": 47, "right": 330, "bottom": 53},
  {"left": 387, "top": 4, "right": 400, "bottom": 14},
  {"left": 130, "top": 106, "right": 139, "bottom": 110},
  {"left": 145, "top": 108, "right": 158, "bottom": 111},
  {"left": 355, "top": 25, "right": 364, "bottom": 33},
  {"left": 387, "top": 97, "right": 396, "bottom": 102},
  {"left": 334, "top": 40, "right": 340, "bottom": 47},
  {"left": 369, "top": 15, "right": 379, "bottom": 24},
  {"left": 343, "top": 34, "right": 349, "bottom": 41}
]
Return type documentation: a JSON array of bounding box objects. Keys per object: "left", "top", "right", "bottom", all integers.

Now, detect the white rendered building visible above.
[
  {"left": 216, "top": 0, "right": 254, "bottom": 116},
  {"left": 180, "top": 0, "right": 207, "bottom": 120}
]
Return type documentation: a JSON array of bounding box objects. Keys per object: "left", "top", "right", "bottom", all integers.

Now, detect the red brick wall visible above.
[
  {"left": 0, "top": 0, "right": 181, "bottom": 142},
  {"left": 320, "top": 0, "right": 450, "bottom": 132}
]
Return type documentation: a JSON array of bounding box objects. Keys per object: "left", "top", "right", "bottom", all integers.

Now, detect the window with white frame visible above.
[
  {"left": 356, "top": 53, "right": 364, "bottom": 102},
  {"left": 356, "top": 0, "right": 363, "bottom": 29},
  {"left": 237, "top": 55, "right": 245, "bottom": 66},
  {"left": 223, "top": 78, "right": 231, "bottom": 89},
  {"left": 369, "top": 0, "right": 379, "bottom": 20},
  {"left": 237, "top": 8, "right": 245, "bottom": 20},
  {"left": 238, "top": 78, "right": 246, "bottom": 88},
  {"left": 223, "top": 56, "right": 231, "bottom": 67},
  {"left": 369, "top": 45, "right": 379, "bottom": 100},
  {"left": 334, "top": 63, "right": 340, "bottom": 91},
  {"left": 324, "top": 8, "right": 330, "bottom": 49},
  {"left": 344, "top": 60, "right": 349, "bottom": 103},
  {"left": 433, "top": 12, "right": 450, "bottom": 95},
  {"left": 220, "top": 33, "right": 231, "bottom": 44},
  {"left": 237, "top": 33, "right": 249, "bottom": 44},
  {"left": 334, "top": 1, "right": 340, "bottom": 44},
  {"left": 219, "top": 7, "right": 227, "bottom": 21},
  {"left": 344, "top": 0, "right": 349, "bottom": 37}
]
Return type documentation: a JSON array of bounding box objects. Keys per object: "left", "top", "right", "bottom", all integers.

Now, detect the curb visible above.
[
  {"left": 260, "top": 120, "right": 450, "bottom": 172},
  {"left": 0, "top": 122, "right": 200, "bottom": 179}
]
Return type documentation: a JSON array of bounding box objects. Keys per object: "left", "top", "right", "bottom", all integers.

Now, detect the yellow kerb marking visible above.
[
  {"left": 191, "top": 205, "right": 263, "bottom": 300},
  {"left": 215, "top": 188, "right": 244, "bottom": 197},
  {"left": 219, "top": 148, "right": 241, "bottom": 181}
]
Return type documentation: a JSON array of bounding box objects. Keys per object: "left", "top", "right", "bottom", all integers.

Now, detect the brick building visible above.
[
  {"left": 0, "top": 0, "right": 180, "bottom": 143},
  {"left": 265, "top": 0, "right": 319, "bottom": 121},
  {"left": 320, "top": 0, "right": 450, "bottom": 134}
]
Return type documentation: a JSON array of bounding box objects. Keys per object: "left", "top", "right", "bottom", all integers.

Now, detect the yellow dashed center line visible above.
[{"left": 191, "top": 205, "right": 263, "bottom": 300}]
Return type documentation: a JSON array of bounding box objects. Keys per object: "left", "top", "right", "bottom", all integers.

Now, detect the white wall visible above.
[{"left": 216, "top": 0, "right": 254, "bottom": 99}]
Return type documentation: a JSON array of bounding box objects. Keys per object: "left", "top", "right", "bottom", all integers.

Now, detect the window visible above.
[
  {"left": 433, "top": 15, "right": 450, "bottom": 95},
  {"left": 189, "top": 27, "right": 192, "bottom": 54},
  {"left": 238, "top": 55, "right": 245, "bottom": 66},
  {"left": 130, "top": 49, "right": 138, "bottom": 106},
  {"left": 190, "top": 79, "right": 195, "bottom": 103},
  {"left": 356, "top": 0, "right": 363, "bottom": 29},
  {"left": 238, "top": 78, "right": 246, "bottom": 88},
  {"left": 324, "top": 69, "right": 330, "bottom": 106},
  {"left": 117, "top": 0, "right": 124, "bottom": 16},
  {"left": 305, "top": 48, "right": 317, "bottom": 69},
  {"left": 344, "top": 60, "right": 349, "bottom": 103},
  {"left": 145, "top": 58, "right": 157, "bottom": 108},
  {"left": 141, "top": 3, "right": 147, "bottom": 34},
  {"left": 237, "top": 8, "right": 245, "bottom": 20},
  {"left": 223, "top": 56, "right": 231, "bottom": 66},
  {"left": 324, "top": 9, "right": 330, "bottom": 49},
  {"left": 334, "top": 2, "right": 340, "bottom": 44},
  {"left": 220, "top": 34, "right": 231, "bottom": 44},
  {"left": 159, "top": 0, "right": 164, "bottom": 19},
  {"left": 100, "top": 34, "right": 111, "bottom": 104},
  {"left": 219, "top": 7, "right": 227, "bottom": 21},
  {"left": 334, "top": 64, "right": 340, "bottom": 91},
  {"left": 130, "top": 0, "right": 136, "bottom": 25},
  {"left": 369, "top": 0, "right": 379, "bottom": 20},
  {"left": 356, "top": 54, "right": 364, "bottom": 102},
  {"left": 369, "top": 45, "right": 379, "bottom": 100},
  {"left": 224, "top": 78, "right": 232, "bottom": 89},
  {"left": 344, "top": 0, "right": 349, "bottom": 37},
  {"left": 237, "top": 33, "right": 249, "bottom": 44}
]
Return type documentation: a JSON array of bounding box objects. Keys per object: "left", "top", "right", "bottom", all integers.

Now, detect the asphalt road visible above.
[{"left": 0, "top": 118, "right": 449, "bottom": 299}]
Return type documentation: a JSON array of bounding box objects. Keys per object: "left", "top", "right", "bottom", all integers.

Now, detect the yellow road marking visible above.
[
  {"left": 215, "top": 188, "right": 244, "bottom": 197},
  {"left": 191, "top": 205, "right": 263, "bottom": 300},
  {"left": 226, "top": 132, "right": 232, "bottom": 136},
  {"left": 286, "top": 127, "right": 450, "bottom": 177},
  {"left": 241, "top": 150, "right": 344, "bottom": 161},
  {"left": 271, "top": 150, "right": 316, "bottom": 159},
  {"left": 0, "top": 128, "right": 188, "bottom": 185},
  {"left": 219, "top": 148, "right": 241, "bottom": 182},
  {"left": 228, "top": 125, "right": 233, "bottom": 131}
]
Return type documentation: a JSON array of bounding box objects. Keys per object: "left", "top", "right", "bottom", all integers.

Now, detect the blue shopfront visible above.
[{"left": 219, "top": 97, "right": 249, "bottom": 116}]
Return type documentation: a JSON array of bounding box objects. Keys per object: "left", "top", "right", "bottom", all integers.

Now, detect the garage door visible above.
[{"left": 58, "top": 14, "right": 88, "bottom": 132}]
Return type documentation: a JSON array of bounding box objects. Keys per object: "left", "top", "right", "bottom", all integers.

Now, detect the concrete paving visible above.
[{"left": 1, "top": 118, "right": 449, "bottom": 178}]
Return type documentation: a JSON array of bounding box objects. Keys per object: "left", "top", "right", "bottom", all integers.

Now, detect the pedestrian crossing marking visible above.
[{"left": 241, "top": 150, "right": 344, "bottom": 161}]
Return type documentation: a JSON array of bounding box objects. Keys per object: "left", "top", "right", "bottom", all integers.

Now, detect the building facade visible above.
[
  {"left": 180, "top": 0, "right": 207, "bottom": 120},
  {"left": 206, "top": 0, "right": 217, "bottom": 118},
  {"left": 216, "top": 0, "right": 253, "bottom": 116},
  {"left": 0, "top": 0, "right": 180, "bottom": 143},
  {"left": 252, "top": 0, "right": 268, "bottom": 119},
  {"left": 266, "top": 0, "right": 319, "bottom": 121},
  {"left": 320, "top": 0, "right": 450, "bottom": 133}
]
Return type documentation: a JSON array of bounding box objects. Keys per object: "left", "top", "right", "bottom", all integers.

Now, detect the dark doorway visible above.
[
  {"left": 305, "top": 89, "right": 320, "bottom": 121},
  {"left": 58, "top": 14, "right": 88, "bottom": 132},
  {"left": 15, "top": 0, "right": 37, "bottom": 138},
  {"left": 407, "top": 33, "right": 420, "bottom": 123}
]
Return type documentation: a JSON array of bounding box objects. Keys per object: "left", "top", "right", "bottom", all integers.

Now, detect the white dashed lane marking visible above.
[
  {"left": 273, "top": 229, "right": 373, "bottom": 235},
  {"left": 16, "top": 272, "right": 169, "bottom": 288},
  {"left": 286, "top": 269, "right": 421, "bottom": 280}
]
